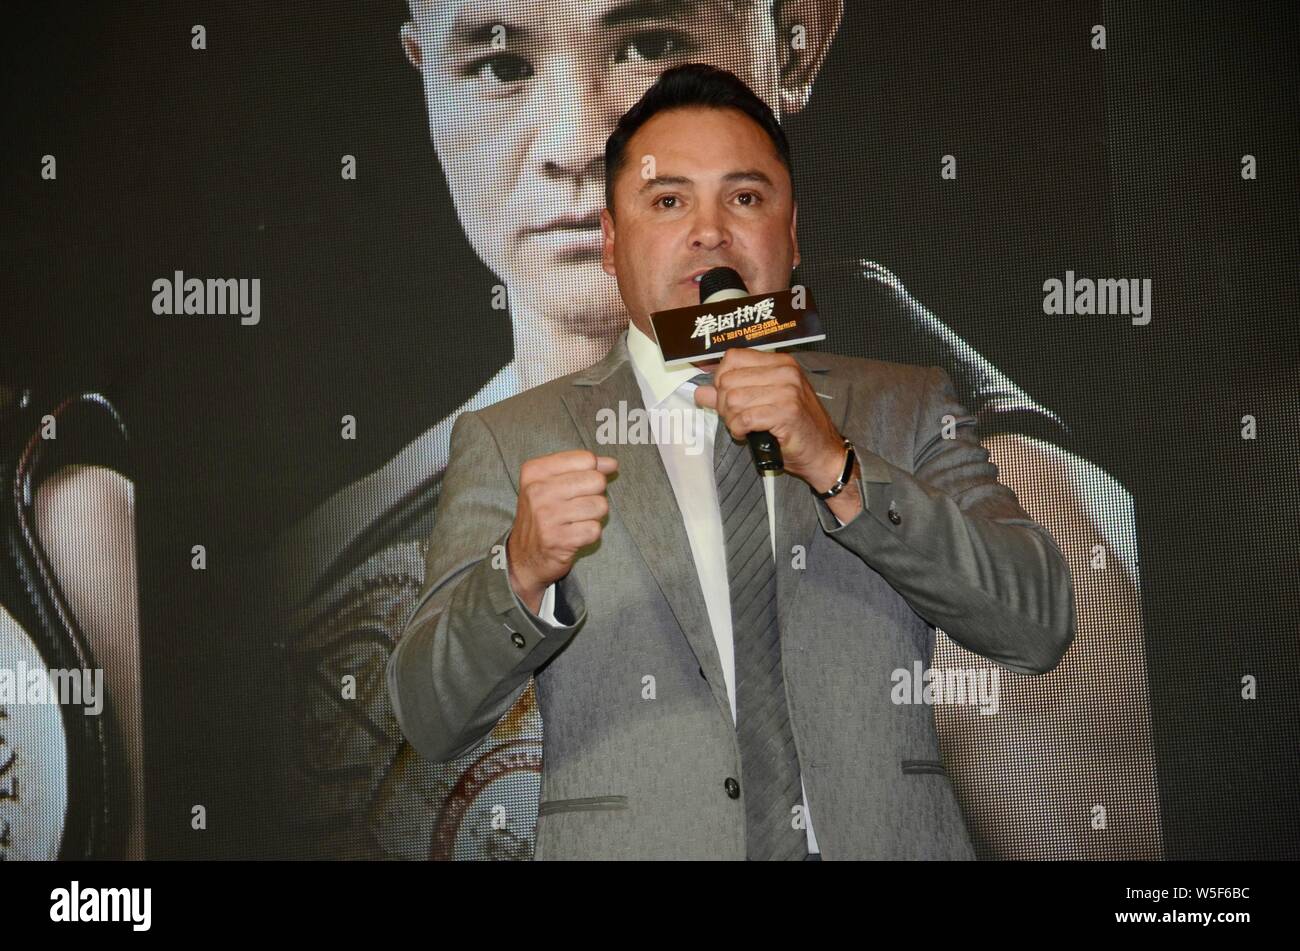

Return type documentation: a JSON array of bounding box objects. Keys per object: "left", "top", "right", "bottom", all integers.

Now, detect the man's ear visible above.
[
  {"left": 400, "top": 19, "right": 423, "bottom": 70},
  {"left": 600, "top": 208, "right": 617, "bottom": 277},
  {"left": 774, "top": 0, "right": 844, "bottom": 116}
]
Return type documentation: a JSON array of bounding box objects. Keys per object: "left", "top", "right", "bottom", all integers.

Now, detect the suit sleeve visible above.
[
  {"left": 811, "top": 365, "right": 1077, "bottom": 675},
  {"left": 387, "top": 409, "right": 587, "bottom": 763}
]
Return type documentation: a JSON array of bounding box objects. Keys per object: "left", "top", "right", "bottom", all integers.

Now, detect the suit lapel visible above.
[
  {"left": 561, "top": 334, "right": 734, "bottom": 727},
  {"left": 560, "top": 336, "right": 852, "bottom": 727}
]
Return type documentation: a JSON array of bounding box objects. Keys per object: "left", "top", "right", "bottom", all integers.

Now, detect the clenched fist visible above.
[{"left": 506, "top": 449, "right": 618, "bottom": 614}]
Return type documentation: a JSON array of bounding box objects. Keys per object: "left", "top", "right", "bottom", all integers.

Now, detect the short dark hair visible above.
[{"left": 604, "top": 63, "right": 794, "bottom": 218}]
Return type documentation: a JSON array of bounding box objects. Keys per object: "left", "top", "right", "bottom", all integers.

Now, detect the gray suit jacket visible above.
[{"left": 387, "top": 330, "right": 1076, "bottom": 860}]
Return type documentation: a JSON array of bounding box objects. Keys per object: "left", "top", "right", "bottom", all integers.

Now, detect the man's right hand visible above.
[{"left": 506, "top": 450, "right": 618, "bottom": 614}]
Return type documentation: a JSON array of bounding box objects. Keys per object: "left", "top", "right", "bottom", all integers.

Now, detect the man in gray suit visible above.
[{"left": 388, "top": 64, "right": 1076, "bottom": 860}]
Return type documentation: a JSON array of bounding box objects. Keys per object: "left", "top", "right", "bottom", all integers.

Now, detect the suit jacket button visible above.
[
  {"left": 888, "top": 507, "right": 902, "bottom": 525},
  {"left": 510, "top": 631, "right": 526, "bottom": 648},
  {"left": 724, "top": 777, "right": 740, "bottom": 799}
]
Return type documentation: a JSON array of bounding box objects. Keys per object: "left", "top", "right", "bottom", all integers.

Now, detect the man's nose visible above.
[
  {"left": 689, "top": 202, "right": 732, "bottom": 250},
  {"left": 532, "top": 63, "right": 618, "bottom": 190}
]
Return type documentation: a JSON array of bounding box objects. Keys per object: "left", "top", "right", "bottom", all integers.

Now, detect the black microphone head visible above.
[{"left": 699, "top": 266, "right": 747, "bottom": 303}]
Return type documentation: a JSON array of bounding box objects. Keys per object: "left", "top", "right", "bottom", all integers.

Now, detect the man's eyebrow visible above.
[
  {"left": 448, "top": 0, "right": 752, "bottom": 46},
  {"left": 601, "top": 0, "right": 698, "bottom": 28},
  {"left": 602, "top": 0, "right": 755, "bottom": 28},
  {"left": 449, "top": 16, "right": 535, "bottom": 46},
  {"left": 638, "top": 169, "right": 776, "bottom": 192}
]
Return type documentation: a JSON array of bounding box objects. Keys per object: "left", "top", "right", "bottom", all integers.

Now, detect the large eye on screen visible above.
[{"left": 614, "top": 30, "right": 694, "bottom": 64}]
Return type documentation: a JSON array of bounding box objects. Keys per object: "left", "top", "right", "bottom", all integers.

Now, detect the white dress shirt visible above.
[{"left": 517, "top": 323, "right": 821, "bottom": 855}]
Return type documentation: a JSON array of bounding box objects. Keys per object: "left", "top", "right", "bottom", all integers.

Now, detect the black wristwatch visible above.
[{"left": 813, "top": 436, "right": 856, "bottom": 500}]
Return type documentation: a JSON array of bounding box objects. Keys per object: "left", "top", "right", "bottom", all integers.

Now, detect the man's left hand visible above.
[{"left": 692, "top": 348, "right": 852, "bottom": 497}]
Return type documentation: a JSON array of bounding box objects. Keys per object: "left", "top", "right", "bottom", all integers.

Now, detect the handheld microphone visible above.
[{"left": 698, "top": 267, "right": 784, "bottom": 472}]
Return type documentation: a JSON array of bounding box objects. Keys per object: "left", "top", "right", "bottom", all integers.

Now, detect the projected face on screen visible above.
[{"left": 399, "top": 0, "right": 803, "bottom": 332}]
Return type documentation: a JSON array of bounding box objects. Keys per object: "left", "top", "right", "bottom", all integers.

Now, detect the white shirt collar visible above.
[{"left": 626, "top": 320, "right": 706, "bottom": 409}]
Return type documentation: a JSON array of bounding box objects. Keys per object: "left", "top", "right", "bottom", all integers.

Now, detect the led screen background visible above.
[{"left": 2, "top": 1, "right": 1296, "bottom": 860}]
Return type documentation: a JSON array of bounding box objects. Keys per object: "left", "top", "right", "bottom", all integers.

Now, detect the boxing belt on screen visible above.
[{"left": 0, "top": 386, "right": 132, "bottom": 860}]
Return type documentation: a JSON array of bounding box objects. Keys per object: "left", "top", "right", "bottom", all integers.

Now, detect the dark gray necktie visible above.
[{"left": 692, "top": 373, "right": 806, "bottom": 861}]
